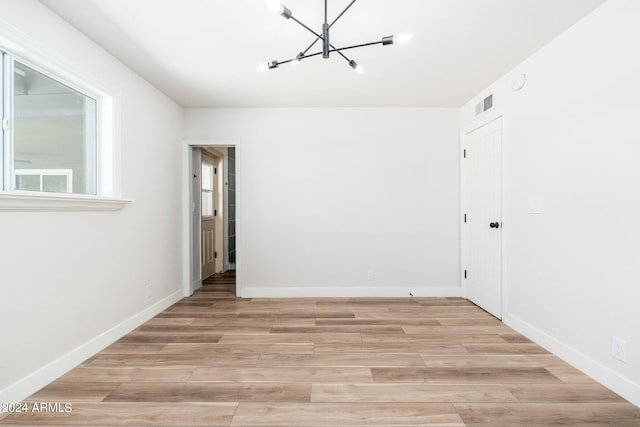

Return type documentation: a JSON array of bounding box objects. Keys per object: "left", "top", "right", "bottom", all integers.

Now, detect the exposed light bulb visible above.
[
  {"left": 348, "top": 59, "right": 363, "bottom": 74},
  {"left": 256, "top": 63, "right": 268, "bottom": 72},
  {"left": 394, "top": 33, "right": 413, "bottom": 45},
  {"left": 264, "top": 0, "right": 281, "bottom": 13},
  {"left": 355, "top": 65, "right": 364, "bottom": 75}
]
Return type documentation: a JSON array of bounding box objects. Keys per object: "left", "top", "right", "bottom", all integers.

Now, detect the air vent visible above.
[{"left": 474, "top": 94, "right": 494, "bottom": 116}]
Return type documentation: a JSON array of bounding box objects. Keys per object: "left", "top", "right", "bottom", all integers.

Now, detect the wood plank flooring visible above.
[{"left": 2, "top": 271, "right": 639, "bottom": 426}]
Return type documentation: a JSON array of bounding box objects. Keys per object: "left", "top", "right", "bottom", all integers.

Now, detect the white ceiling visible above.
[{"left": 39, "top": 0, "right": 605, "bottom": 108}]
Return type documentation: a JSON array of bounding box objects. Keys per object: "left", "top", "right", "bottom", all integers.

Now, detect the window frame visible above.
[{"left": 0, "top": 43, "right": 129, "bottom": 212}]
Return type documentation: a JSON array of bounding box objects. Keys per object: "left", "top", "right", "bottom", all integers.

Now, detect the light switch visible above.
[{"left": 528, "top": 198, "right": 542, "bottom": 214}]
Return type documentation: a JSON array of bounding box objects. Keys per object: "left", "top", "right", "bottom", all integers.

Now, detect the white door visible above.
[
  {"left": 462, "top": 117, "right": 502, "bottom": 319},
  {"left": 201, "top": 153, "right": 217, "bottom": 279}
]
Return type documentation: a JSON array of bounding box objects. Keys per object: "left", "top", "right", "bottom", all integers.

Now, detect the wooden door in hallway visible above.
[
  {"left": 201, "top": 153, "right": 217, "bottom": 279},
  {"left": 462, "top": 117, "right": 503, "bottom": 319}
]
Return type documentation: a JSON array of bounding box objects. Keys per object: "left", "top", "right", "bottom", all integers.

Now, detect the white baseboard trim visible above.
[
  {"left": 504, "top": 313, "right": 640, "bottom": 407},
  {"left": 0, "top": 290, "right": 183, "bottom": 404},
  {"left": 240, "top": 286, "right": 462, "bottom": 298}
]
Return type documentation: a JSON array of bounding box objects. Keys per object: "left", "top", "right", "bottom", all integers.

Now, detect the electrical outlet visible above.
[
  {"left": 367, "top": 270, "right": 375, "bottom": 281},
  {"left": 612, "top": 336, "right": 626, "bottom": 362},
  {"left": 146, "top": 284, "right": 153, "bottom": 299}
]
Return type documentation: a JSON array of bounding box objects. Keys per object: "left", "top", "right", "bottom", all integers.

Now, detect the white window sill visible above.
[{"left": 0, "top": 192, "right": 131, "bottom": 212}]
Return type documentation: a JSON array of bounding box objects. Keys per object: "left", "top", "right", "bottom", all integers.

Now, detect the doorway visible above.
[
  {"left": 182, "top": 140, "right": 239, "bottom": 297},
  {"left": 461, "top": 117, "right": 503, "bottom": 319}
]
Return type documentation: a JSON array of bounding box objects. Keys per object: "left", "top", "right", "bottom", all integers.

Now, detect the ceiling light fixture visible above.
[{"left": 263, "top": 0, "right": 405, "bottom": 72}]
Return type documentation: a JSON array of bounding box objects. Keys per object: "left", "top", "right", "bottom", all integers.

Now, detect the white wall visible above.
[
  {"left": 185, "top": 108, "right": 460, "bottom": 297},
  {"left": 0, "top": 0, "right": 184, "bottom": 402},
  {"left": 460, "top": 0, "right": 640, "bottom": 406}
]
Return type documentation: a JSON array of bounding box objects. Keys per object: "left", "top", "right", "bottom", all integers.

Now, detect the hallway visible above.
[{"left": 202, "top": 270, "right": 237, "bottom": 299}]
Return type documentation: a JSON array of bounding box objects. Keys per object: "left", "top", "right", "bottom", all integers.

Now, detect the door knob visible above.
[{"left": 489, "top": 222, "right": 500, "bottom": 228}]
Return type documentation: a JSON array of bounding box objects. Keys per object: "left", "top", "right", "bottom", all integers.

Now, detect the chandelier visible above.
[{"left": 263, "top": 0, "right": 409, "bottom": 72}]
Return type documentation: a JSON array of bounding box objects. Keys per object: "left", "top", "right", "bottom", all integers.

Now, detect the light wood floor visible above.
[{"left": 2, "top": 271, "right": 639, "bottom": 426}]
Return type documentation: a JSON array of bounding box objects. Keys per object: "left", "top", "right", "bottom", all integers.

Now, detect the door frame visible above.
[
  {"left": 182, "top": 139, "right": 241, "bottom": 297},
  {"left": 460, "top": 114, "right": 506, "bottom": 318}
]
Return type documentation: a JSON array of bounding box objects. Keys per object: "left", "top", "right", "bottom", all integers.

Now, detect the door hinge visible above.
[
  {"left": 464, "top": 214, "right": 467, "bottom": 223},
  {"left": 214, "top": 209, "right": 217, "bottom": 217},
  {"left": 464, "top": 270, "right": 467, "bottom": 279},
  {"left": 2, "top": 118, "right": 8, "bottom": 131},
  {"left": 463, "top": 149, "right": 466, "bottom": 158},
  {"left": 214, "top": 251, "right": 218, "bottom": 259},
  {"left": 214, "top": 168, "right": 217, "bottom": 174}
]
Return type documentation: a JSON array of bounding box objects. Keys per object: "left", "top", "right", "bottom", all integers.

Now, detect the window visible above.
[
  {"left": 0, "top": 48, "right": 126, "bottom": 211},
  {"left": 201, "top": 162, "right": 214, "bottom": 217},
  {"left": 3, "top": 55, "right": 97, "bottom": 195}
]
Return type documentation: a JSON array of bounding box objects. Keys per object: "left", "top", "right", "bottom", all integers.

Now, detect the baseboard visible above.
[
  {"left": 0, "top": 290, "right": 183, "bottom": 404},
  {"left": 240, "top": 286, "right": 462, "bottom": 298},
  {"left": 504, "top": 313, "right": 640, "bottom": 407}
]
